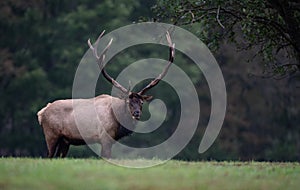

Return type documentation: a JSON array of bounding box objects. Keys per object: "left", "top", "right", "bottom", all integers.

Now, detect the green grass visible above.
[{"left": 0, "top": 158, "right": 299, "bottom": 190}]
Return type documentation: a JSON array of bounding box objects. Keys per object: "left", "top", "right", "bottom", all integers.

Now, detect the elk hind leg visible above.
[
  {"left": 45, "top": 135, "right": 59, "bottom": 158},
  {"left": 55, "top": 138, "right": 70, "bottom": 158}
]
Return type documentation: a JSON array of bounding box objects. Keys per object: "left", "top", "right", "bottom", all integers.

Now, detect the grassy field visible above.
[{"left": 0, "top": 158, "right": 299, "bottom": 190}]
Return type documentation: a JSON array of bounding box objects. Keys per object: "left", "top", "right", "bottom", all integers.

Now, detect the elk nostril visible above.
[{"left": 133, "top": 111, "right": 140, "bottom": 116}]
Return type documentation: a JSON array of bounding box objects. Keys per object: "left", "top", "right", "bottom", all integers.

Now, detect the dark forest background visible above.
[{"left": 0, "top": 0, "right": 299, "bottom": 161}]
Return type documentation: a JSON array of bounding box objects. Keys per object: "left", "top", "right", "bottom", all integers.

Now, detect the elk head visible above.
[{"left": 88, "top": 31, "right": 175, "bottom": 120}]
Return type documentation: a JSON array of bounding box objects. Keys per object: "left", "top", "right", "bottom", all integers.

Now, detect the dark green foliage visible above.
[
  {"left": 0, "top": 0, "right": 299, "bottom": 161},
  {"left": 0, "top": 0, "right": 141, "bottom": 156},
  {"left": 153, "top": 0, "right": 300, "bottom": 76}
]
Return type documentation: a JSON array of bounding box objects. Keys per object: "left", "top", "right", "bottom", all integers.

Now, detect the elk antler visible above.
[
  {"left": 138, "top": 31, "right": 175, "bottom": 95},
  {"left": 88, "top": 31, "right": 128, "bottom": 94}
]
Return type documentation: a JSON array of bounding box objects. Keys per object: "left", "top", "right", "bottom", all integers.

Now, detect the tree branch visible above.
[{"left": 216, "top": 6, "right": 225, "bottom": 29}]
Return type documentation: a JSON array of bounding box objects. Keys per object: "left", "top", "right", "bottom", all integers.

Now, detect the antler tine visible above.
[
  {"left": 138, "top": 31, "right": 175, "bottom": 95},
  {"left": 88, "top": 31, "right": 128, "bottom": 94}
]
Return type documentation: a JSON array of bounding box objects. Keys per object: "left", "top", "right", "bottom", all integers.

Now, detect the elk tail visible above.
[{"left": 37, "top": 103, "right": 51, "bottom": 125}]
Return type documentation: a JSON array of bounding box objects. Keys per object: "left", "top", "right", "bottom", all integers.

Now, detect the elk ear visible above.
[{"left": 142, "top": 95, "right": 153, "bottom": 102}]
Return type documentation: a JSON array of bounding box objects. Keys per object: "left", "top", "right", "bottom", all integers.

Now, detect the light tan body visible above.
[
  {"left": 37, "top": 30, "right": 174, "bottom": 158},
  {"left": 37, "top": 94, "right": 132, "bottom": 158}
]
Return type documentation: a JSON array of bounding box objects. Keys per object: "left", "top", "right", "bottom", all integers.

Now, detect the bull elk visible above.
[{"left": 37, "top": 31, "right": 175, "bottom": 158}]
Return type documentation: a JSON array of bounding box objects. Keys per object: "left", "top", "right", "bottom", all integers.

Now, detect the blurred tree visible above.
[
  {"left": 0, "top": 0, "right": 299, "bottom": 161},
  {"left": 0, "top": 0, "right": 141, "bottom": 156},
  {"left": 153, "top": 0, "right": 300, "bottom": 77}
]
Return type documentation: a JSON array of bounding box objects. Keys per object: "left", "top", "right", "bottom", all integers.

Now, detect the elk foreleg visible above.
[{"left": 101, "top": 142, "right": 112, "bottom": 159}]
